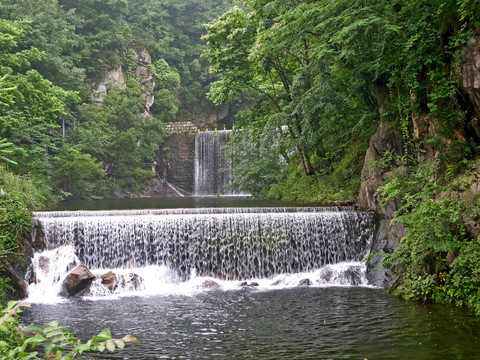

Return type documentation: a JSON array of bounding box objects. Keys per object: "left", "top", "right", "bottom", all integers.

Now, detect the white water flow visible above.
[
  {"left": 194, "top": 130, "right": 243, "bottom": 196},
  {"left": 28, "top": 207, "right": 375, "bottom": 302}
]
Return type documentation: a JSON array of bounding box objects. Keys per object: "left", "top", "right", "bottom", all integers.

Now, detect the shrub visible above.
[{"left": 0, "top": 301, "right": 138, "bottom": 359}]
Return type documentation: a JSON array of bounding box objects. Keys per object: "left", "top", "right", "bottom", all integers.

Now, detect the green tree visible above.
[
  {"left": 51, "top": 145, "right": 106, "bottom": 200},
  {"left": 77, "top": 82, "right": 166, "bottom": 191}
]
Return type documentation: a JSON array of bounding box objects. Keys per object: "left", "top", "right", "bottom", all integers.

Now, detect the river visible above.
[{"left": 22, "top": 197, "right": 480, "bottom": 359}]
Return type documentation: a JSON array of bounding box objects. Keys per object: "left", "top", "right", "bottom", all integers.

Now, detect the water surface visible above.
[
  {"left": 46, "top": 197, "right": 302, "bottom": 211},
  {"left": 22, "top": 287, "right": 480, "bottom": 360}
]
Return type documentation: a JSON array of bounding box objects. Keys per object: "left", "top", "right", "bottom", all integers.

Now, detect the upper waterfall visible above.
[{"left": 194, "top": 130, "right": 243, "bottom": 196}]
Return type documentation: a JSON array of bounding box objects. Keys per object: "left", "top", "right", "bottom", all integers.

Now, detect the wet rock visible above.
[
  {"left": 25, "top": 264, "right": 37, "bottom": 285},
  {"left": 38, "top": 256, "right": 50, "bottom": 275},
  {"left": 318, "top": 266, "right": 365, "bottom": 286},
  {"left": 199, "top": 279, "right": 221, "bottom": 289},
  {"left": 101, "top": 271, "right": 117, "bottom": 292},
  {"left": 238, "top": 281, "right": 248, "bottom": 287},
  {"left": 58, "top": 265, "right": 96, "bottom": 297},
  {"left": 113, "top": 273, "right": 144, "bottom": 292},
  {"left": 249, "top": 282, "right": 259, "bottom": 287},
  {"left": 4, "top": 265, "right": 28, "bottom": 298},
  {"left": 318, "top": 268, "right": 334, "bottom": 283},
  {"left": 31, "top": 222, "right": 47, "bottom": 251},
  {"left": 298, "top": 278, "right": 312, "bottom": 287}
]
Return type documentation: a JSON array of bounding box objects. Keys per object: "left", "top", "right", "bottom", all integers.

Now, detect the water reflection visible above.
[{"left": 46, "top": 196, "right": 302, "bottom": 211}]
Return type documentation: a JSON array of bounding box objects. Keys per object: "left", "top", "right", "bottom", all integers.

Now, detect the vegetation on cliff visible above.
[
  {"left": 0, "top": 0, "right": 234, "bottom": 203},
  {"left": 204, "top": 0, "right": 480, "bottom": 312},
  {"left": 204, "top": 0, "right": 480, "bottom": 203}
]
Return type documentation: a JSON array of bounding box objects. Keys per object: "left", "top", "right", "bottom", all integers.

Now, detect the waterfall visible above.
[
  {"left": 194, "top": 130, "right": 242, "bottom": 196},
  {"left": 32, "top": 208, "right": 374, "bottom": 281}
]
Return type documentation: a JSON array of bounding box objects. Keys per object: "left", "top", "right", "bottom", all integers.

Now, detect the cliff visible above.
[{"left": 361, "top": 35, "right": 480, "bottom": 288}]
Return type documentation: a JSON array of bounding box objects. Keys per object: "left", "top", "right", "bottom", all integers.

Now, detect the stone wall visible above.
[
  {"left": 164, "top": 122, "right": 198, "bottom": 134},
  {"left": 156, "top": 133, "right": 196, "bottom": 194}
]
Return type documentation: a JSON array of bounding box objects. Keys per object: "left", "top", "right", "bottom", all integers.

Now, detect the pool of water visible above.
[
  {"left": 21, "top": 287, "right": 480, "bottom": 359},
  {"left": 46, "top": 197, "right": 304, "bottom": 211}
]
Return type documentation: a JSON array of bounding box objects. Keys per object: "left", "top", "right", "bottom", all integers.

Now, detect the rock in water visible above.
[
  {"left": 298, "top": 278, "right": 312, "bottom": 286},
  {"left": 101, "top": 271, "right": 117, "bottom": 292},
  {"left": 199, "top": 279, "right": 221, "bottom": 289},
  {"left": 58, "top": 265, "right": 96, "bottom": 297}
]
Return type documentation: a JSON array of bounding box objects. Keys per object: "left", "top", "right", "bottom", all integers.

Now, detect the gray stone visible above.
[
  {"left": 58, "top": 265, "right": 96, "bottom": 297},
  {"left": 199, "top": 279, "right": 221, "bottom": 289},
  {"left": 298, "top": 278, "right": 312, "bottom": 286}
]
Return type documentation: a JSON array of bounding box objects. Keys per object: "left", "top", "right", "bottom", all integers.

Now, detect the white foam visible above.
[{"left": 26, "top": 243, "right": 374, "bottom": 304}]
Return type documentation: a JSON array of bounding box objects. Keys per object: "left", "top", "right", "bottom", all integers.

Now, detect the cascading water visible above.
[
  {"left": 27, "top": 207, "right": 376, "bottom": 302},
  {"left": 194, "top": 130, "right": 242, "bottom": 196}
]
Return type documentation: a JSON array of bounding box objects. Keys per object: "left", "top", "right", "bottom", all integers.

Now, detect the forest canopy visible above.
[{"left": 0, "top": 0, "right": 234, "bottom": 203}]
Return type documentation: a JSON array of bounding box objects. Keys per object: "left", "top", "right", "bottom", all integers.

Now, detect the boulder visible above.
[
  {"left": 101, "top": 271, "right": 117, "bottom": 292},
  {"left": 298, "top": 278, "right": 312, "bottom": 287},
  {"left": 58, "top": 265, "right": 96, "bottom": 297},
  {"left": 199, "top": 279, "right": 221, "bottom": 289},
  {"left": 4, "top": 265, "right": 28, "bottom": 298}
]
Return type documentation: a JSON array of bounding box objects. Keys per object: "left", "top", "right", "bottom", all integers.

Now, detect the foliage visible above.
[
  {"left": 203, "top": 1, "right": 384, "bottom": 200},
  {"left": 76, "top": 82, "right": 166, "bottom": 192},
  {"left": 0, "top": 192, "right": 32, "bottom": 305},
  {"left": 377, "top": 161, "right": 480, "bottom": 312},
  {"left": 50, "top": 145, "right": 106, "bottom": 200},
  {"left": 0, "top": 193, "right": 32, "bottom": 258},
  {"left": 151, "top": 59, "right": 180, "bottom": 120},
  {"left": 0, "top": 301, "right": 139, "bottom": 359},
  {"left": 0, "top": 168, "right": 48, "bottom": 210},
  {"left": 0, "top": 140, "right": 17, "bottom": 165},
  {"left": 0, "top": 18, "right": 80, "bottom": 178},
  {"left": 0, "top": 0, "right": 86, "bottom": 91}
]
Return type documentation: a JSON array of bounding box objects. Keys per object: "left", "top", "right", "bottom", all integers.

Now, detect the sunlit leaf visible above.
[{"left": 106, "top": 339, "right": 116, "bottom": 352}]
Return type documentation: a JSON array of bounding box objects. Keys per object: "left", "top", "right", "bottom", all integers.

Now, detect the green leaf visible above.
[
  {"left": 95, "top": 328, "right": 112, "bottom": 340},
  {"left": 23, "top": 334, "right": 46, "bottom": 348},
  {"left": 0, "top": 340, "right": 9, "bottom": 348},
  {"left": 25, "top": 325, "right": 44, "bottom": 333},
  {"left": 44, "top": 342, "right": 55, "bottom": 355},
  {"left": 21, "top": 352, "right": 40, "bottom": 359},
  {"left": 73, "top": 343, "right": 92, "bottom": 354}
]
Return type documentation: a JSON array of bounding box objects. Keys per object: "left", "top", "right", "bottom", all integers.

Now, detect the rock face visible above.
[
  {"left": 360, "top": 35, "right": 480, "bottom": 288},
  {"left": 92, "top": 48, "right": 155, "bottom": 116},
  {"left": 93, "top": 66, "right": 126, "bottom": 102},
  {"left": 463, "top": 36, "right": 480, "bottom": 123},
  {"left": 357, "top": 120, "right": 407, "bottom": 288},
  {"left": 135, "top": 48, "right": 155, "bottom": 115},
  {"left": 58, "top": 265, "right": 96, "bottom": 297},
  {"left": 357, "top": 120, "right": 405, "bottom": 214}
]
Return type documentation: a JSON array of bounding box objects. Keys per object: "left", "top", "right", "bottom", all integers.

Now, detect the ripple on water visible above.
[{"left": 20, "top": 287, "right": 480, "bottom": 360}]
